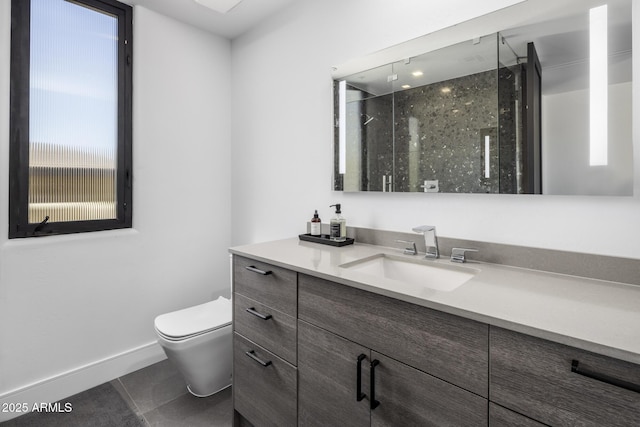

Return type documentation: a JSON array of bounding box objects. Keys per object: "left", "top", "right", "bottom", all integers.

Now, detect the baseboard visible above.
[{"left": 0, "top": 341, "right": 166, "bottom": 422}]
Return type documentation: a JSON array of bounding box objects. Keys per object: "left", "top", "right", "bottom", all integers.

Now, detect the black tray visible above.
[{"left": 299, "top": 233, "right": 354, "bottom": 247}]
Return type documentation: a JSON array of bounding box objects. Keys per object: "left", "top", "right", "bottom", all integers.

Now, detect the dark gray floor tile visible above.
[
  {"left": 119, "top": 359, "right": 188, "bottom": 414},
  {"left": 1, "top": 382, "right": 145, "bottom": 427},
  {"left": 110, "top": 379, "right": 147, "bottom": 423},
  {"left": 142, "top": 386, "right": 232, "bottom": 427},
  {"left": 1, "top": 359, "right": 231, "bottom": 427}
]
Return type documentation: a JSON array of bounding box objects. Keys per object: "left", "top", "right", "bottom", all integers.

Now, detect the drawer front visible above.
[
  {"left": 234, "top": 292, "right": 297, "bottom": 365},
  {"left": 233, "top": 256, "right": 297, "bottom": 316},
  {"left": 490, "top": 327, "right": 640, "bottom": 426},
  {"left": 489, "top": 404, "right": 546, "bottom": 427},
  {"left": 233, "top": 333, "right": 297, "bottom": 427},
  {"left": 298, "top": 274, "right": 489, "bottom": 397}
]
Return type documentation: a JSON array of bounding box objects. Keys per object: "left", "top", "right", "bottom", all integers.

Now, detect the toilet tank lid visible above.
[{"left": 154, "top": 296, "right": 231, "bottom": 338}]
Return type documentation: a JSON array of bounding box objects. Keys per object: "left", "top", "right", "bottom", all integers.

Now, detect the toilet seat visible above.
[{"left": 154, "top": 296, "right": 231, "bottom": 341}]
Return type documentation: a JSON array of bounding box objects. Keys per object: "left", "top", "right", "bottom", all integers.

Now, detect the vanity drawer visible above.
[
  {"left": 233, "top": 332, "right": 297, "bottom": 427},
  {"left": 233, "top": 292, "right": 297, "bottom": 365},
  {"left": 233, "top": 256, "right": 297, "bottom": 317},
  {"left": 490, "top": 327, "right": 640, "bottom": 426},
  {"left": 298, "top": 273, "right": 488, "bottom": 397}
]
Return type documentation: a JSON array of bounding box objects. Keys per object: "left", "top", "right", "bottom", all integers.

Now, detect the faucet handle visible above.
[
  {"left": 451, "top": 248, "right": 478, "bottom": 263},
  {"left": 395, "top": 240, "right": 417, "bottom": 255}
]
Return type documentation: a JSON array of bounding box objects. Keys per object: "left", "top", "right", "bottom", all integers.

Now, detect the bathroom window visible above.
[{"left": 9, "top": 0, "right": 133, "bottom": 238}]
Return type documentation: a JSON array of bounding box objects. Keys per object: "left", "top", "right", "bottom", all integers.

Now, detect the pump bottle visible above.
[
  {"left": 310, "top": 210, "right": 322, "bottom": 236},
  {"left": 329, "top": 204, "right": 346, "bottom": 242}
]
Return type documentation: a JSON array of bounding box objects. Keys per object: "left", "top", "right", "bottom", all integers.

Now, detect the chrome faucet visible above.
[{"left": 412, "top": 225, "right": 439, "bottom": 259}]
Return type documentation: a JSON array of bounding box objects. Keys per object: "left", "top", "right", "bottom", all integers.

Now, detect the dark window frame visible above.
[{"left": 9, "top": 0, "right": 133, "bottom": 238}]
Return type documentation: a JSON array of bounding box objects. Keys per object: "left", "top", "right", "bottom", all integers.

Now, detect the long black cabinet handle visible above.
[
  {"left": 571, "top": 360, "right": 640, "bottom": 394},
  {"left": 356, "top": 354, "right": 366, "bottom": 401},
  {"left": 245, "top": 265, "right": 272, "bottom": 275},
  {"left": 246, "top": 307, "right": 272, "bottom": 320},
  {"left": 370, "top": 359, "right": 380, "bottom": 409},
  {"left": 246, "top": 350, "right": 272, "bottom": 367}
]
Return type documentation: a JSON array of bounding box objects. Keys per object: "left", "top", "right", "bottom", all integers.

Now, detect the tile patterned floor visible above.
[
  {"left": 1, "top": 359, "right": 232, "bottom": 427},
  {"left": 115, "top": 359, "right": 232, "bottom": 427}
]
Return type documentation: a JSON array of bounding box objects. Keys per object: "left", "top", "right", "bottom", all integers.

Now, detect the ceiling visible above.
[{"left": 121, "top": 0, "right": 298, "bottom": 39}]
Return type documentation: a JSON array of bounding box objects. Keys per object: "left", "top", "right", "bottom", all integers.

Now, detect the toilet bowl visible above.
[{"left": 154, "top": 296, "right": 232, "bottom": 397}]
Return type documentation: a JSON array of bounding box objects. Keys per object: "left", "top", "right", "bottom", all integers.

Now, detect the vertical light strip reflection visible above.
[
  {"left": 589, "top": 4, "right": 608, "bottom": 166},
  {"left": 338, "top": 80, "right": 347, "bottom": 174},
  {"left": 484, "top": 135, "right": 491, "bottom": 178}
]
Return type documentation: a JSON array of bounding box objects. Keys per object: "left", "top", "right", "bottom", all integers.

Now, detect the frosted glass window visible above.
[
  {"left": 29, "top": 0, "right": 118, "bottom": 223},
  {"left": 10, "top": 0, "right": 133, "bottom": 238}
]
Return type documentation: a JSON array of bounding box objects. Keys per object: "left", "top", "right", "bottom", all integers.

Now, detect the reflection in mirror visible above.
[{"left": 333, "top": 0, "right": 632, "bottom": 196}]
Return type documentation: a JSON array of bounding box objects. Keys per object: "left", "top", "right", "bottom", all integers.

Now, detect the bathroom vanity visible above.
[{"left": 229, "top": 235, "right": 640, "bottom": 426}]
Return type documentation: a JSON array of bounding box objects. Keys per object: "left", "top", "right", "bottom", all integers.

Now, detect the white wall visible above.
[
  {"left": 231, "top": 0, "right": 640, "bottom": 259},
  {"left": 0, "top": 5, "right": 231, "bottom": 417}
]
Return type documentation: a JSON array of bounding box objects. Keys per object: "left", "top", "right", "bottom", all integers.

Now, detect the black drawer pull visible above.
[
  {"left": 246, "top": 307, "right": 272, "bottom": 320},
  {"left": 370, "top": 359, "right": 380, "bottom": 410},
  {"left": 356, "top": 354, "right": 366, "bottom": 401},
  {"left": 571, "top": 360, "right": 640, "bottom": 394},
  {"left": 246, "top": 350, "right": 272, "bottom": 367},
  {"left": 245, "top": 265, "right": 272, "bottom": 275}
]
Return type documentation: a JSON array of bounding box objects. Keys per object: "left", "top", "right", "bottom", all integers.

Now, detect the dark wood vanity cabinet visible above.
[{"left": 231, "top": 254, "right": 640, "bottom": 427}]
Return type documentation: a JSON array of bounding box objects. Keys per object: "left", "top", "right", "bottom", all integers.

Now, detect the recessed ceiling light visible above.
[
  {"left": 401, "top": 84, "right": 411, "bottom": 89},
  {"left": 193, "top": 0, "right": 244, "bottom": 14},
  {"left": 412, "top": 71, "right": 423, "bottom": 77}
]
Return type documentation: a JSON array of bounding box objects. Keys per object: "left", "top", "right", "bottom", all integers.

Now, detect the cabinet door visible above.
[
  {"left": 298, "top": 320, "right": 370, "bottom": 427},
  {"left": 370, "top": 351, "right": 488, "bottom": 427}
]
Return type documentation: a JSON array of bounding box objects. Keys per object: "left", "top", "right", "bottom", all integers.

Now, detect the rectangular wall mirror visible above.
[{"left": 332, "top": 0, "right": 632, "bottom": 196}]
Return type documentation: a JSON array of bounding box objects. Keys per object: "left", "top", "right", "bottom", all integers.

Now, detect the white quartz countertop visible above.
[{"left": 230, "top": 237, "right": 640, "bottom": 365}]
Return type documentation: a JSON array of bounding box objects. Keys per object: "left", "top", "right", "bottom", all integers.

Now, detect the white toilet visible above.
[{"left": 154, "top": 296, "right": 232, "bottom": 397}]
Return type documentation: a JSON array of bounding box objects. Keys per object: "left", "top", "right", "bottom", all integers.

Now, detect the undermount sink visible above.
[{"left": 340, "top": 253, "right": 478, "bottom": 293}]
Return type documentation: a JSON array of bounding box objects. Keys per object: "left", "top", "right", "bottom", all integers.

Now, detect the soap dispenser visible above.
[{"left": 329, "top": 204, "right": 346, "bottom": 242}]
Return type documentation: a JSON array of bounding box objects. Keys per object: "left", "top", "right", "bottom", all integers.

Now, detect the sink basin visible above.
[{"left": 340, "top": 253, "right": 478, "bottom": 293}]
